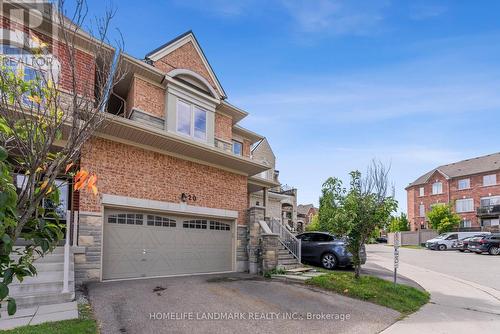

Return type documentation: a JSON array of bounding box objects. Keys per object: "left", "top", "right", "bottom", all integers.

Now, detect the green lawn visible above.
[
  {"left": 1, "top": 304, "right": 98, "bottom": 334},
  {"left": 306, "top": 272, "right": 430, "bottom": 315}
]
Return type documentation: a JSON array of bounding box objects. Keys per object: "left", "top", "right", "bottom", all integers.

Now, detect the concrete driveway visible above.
[{"left": 87, "top": 273, "right": 399, "bottom": 334}]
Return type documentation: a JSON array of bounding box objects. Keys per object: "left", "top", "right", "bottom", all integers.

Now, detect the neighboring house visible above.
[
  {"left": 2, "top": 4, "right": 287, "bottom": 284},
  {"left": 249, "top": 138, "right": 298, "bottom": 232},
  {"left": 406, "top": 153, "right": 500, "bottom": 231},
  {"left": 297, "top": 204, "right": 318, "bottom": 231}
]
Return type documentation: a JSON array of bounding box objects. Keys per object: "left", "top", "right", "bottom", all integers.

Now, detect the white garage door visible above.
[{"left": 102, "top": 210, "right": 234, "bottom": 280}]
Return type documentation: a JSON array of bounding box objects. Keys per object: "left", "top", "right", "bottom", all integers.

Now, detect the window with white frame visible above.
[
  {"left": 176, "top": 99, "right": 207, "bottom": 140},
  {"left": 483, "top": 174, "right": 497, "bottom": 186},
  {"left": 419, "top": 187, "right": 424, "bottom": 197},
  {"left": 456, "top": 198, "right": 474, "bottom": 213},
  {"left": 432, "top": 181, "right": 443, "bottom": 195},
  {"left": 457, "top": 178, "right": 470, "bottom": 190},
  {"left": 460, "top": 219, "right": 472, "bottom": 228},
  {"left": 419, "top": 204, "right": 425, "bottom": 217},
  {"left": 232, "top": 140, "right": 243, "bottom": 156}
]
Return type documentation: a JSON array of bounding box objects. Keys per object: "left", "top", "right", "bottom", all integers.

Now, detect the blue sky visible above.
[{"left": 74, "top": 0, "right": 500, "bottom": 212}]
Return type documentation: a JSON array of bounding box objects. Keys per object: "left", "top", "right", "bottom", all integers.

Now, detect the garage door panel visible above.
[{"left": 103, "top": 210, "right": 234, "bottom": 280}]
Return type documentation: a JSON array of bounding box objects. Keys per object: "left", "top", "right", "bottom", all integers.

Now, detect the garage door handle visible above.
[{"left": 142, "top": 249, "right": 147, "bottom": 254}]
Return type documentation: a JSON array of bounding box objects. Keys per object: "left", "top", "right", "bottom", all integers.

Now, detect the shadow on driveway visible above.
[{"left": 87, "top": 273, "right": 399, "bottom": 334}]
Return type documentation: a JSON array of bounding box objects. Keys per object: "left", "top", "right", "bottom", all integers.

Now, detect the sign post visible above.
[{"left": 393, "top": 232, "right": 401, "bottom": 285}]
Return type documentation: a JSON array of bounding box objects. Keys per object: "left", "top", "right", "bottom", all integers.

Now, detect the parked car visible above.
[
  {"left": 295, "top": 232, "right": 366, "bottom": 269},
  {"left": 452, "top": 234, "right": 490, "bottom": 252},
  {"left": 425, "top": 232, "right": 487, "bottom": 251},
  {"left": 467, "top": 234, "right": 500, "bottom": 255},
  {"left": 376, "top": 236, "right": 388, "bottom": 243}
]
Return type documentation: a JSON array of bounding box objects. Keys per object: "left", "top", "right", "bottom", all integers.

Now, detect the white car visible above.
[{"left": 425, "top": 232, "right": 490, "bottom": 251}]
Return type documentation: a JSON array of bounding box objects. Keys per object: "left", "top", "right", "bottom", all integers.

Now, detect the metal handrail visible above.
[{"left": 268, "top": 219, "right": 301, "bottom": 263}]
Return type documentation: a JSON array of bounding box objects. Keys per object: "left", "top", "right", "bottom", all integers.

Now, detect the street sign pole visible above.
[{"left": 394, "top": 232, "right": 401, "bottom": 285}]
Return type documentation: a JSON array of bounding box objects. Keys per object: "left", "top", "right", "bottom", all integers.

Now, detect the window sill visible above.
[{"left": 481, "top": 184, "right": 498, "bottom": 188}]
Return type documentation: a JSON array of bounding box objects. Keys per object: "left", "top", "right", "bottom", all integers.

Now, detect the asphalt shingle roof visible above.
[{"left": 408, "top": 152, "right": 500, "bottom": 188}]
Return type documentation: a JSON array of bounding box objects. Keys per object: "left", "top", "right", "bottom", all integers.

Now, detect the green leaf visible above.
[
  {"left": 0, "top": 147, "right": 7, "bottom": 161},
  {"left": 0, "top": 282, "right": 8, "bottom": 300},
  {"left": 7, "top": 298, "right": 16, "bottom": 316},
  {"left": 3, "top": 269, "right": 13, "bottom": 285}
]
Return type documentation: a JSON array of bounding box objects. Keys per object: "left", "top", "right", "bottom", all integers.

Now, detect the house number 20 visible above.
[{"left": 181, "top": 193, "right": 197, "bottom": 202}]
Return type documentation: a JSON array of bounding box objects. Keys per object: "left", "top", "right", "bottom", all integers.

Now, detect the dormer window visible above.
[{"left": 176, "top": 99, "right": 207, "bottom": 141}]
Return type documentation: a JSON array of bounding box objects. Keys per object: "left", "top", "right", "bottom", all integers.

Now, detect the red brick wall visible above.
[
  {"left": 126, "top": 76, "right": 165, "bottom": 118},
  {"left": 407, "top": 170, "right": 500, "bottom": 230},
  {"left": 153, "top": 41, "right": 218, "bottom": 92},
  {"left": 215, "top": 113, "right": 232, "bottom": 141},
  {"left": 79, "top": 137, "right": 248, "bottom": 225},
  {"left": 0, "top": 16, "right": 96, "bottom": 96},
  {"left": 242, "top": 139, "right": 251, "bottom": 158}
]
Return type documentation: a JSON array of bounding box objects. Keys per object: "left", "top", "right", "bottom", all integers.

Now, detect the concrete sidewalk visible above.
[
  {"left": 0, "top": 301, "right": 78, "bottom": 330},
  {"left": 369, "top": 252, "right": 500, "bottom": 333}
]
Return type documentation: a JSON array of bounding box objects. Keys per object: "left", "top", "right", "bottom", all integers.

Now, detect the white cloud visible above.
[
  {"left": 280, "top": 0, "right": 389, "bottom": 35},
  {"left": 409, "top": 4, "right": 447, "bottom": 20}
]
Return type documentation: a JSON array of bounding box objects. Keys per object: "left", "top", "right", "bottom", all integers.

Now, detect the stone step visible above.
[
  {"left": 302, "top": 272, "right": 324, "bottom": 278},
  {"left": 0, "top": 291, "right": 74, "bottom": 310},
  {"left": 277, "top": 263, "right": 303, "bottom": 270},
  {"left": 278, "top": 254, "right": 295, "bottom": 260}
]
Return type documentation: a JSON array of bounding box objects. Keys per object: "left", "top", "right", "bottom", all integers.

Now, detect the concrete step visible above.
[
  {"left": 0, "top": 301, "right": 78, "bottom": 330},
  {"left": 302, "top": 272, "right": 324, "bottom": 278},
  {"left": 31, "top": 262, "right": 74, "bottom": 272},
  {"left": 1, "top": 291, "right": 74, "bottom": 309},
  {"left": 285, "top": 267, "right": 313, "bottom": 274},
  {"left": 12, "top": 270, "right": 74, "bottom": 285},
  {"left": 272, "top": 274, "right": 309, "bottom": 283},
  {"left": 277, "top": 263, "right": 303, "bottom": 270},
  {"left": 278, "top": 258, "right": 300, "bottom": 265},
  {"left": 9, "top": 280, "right": 75, "bottom": 296},
  {"left": 278, "top": 254, "right": 295, "bottom": 260}
]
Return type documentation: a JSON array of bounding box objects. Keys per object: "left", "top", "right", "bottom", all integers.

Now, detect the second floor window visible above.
[
  {"left": 419, "top": 204, "right": 425, "bottom": 217},
  {"left": 419, "top": 187, "right": 424, "bottom": 197},
  {"left": 460, "top": 219, "right": 472, "bottom": 228},
  {"left": 457, "top": 178, "right": 470, "bottom": 190},
  {"left": 456, "top": 198, "right": 474, "bottom": 213},
  {"left": 232, "top": 140, "right": 242, "bottom": 156},
  {"left": 176, "top": 99, "right": 207, "bottom": 140},
  {"left": 432, "top": 182, "right": 443, "bottom": 195},
  {"left": 483, "top": 174, "right": 497, "bottom": 187}
]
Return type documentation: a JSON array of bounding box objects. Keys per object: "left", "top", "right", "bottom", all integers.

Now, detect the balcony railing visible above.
[{"left": 477, "top": 205, "right": 500, "bottom": 216}]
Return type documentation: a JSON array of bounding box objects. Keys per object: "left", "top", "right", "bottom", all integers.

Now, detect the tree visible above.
[
  {"left": 426, "top": 204, "right": 460, "bottom": 233},
  {"left": 0, "top": 0, "right": 124, "bottom": 315},
  {"left": 318, "top": 161, "right": 398, "bottom": 278},
  {"left": 389, "top": 213, "right": 410, "bottom": 232},
  {"left": 305, "top": 214, "right": 319, "bottom": 231}
]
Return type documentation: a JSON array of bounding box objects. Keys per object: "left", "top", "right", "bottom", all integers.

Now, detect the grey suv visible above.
[{"left": 296, "top": 232, "right": 366, "bottom": 269}]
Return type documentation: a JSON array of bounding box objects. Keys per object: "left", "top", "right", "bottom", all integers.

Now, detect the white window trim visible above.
[
  {"left": 419, "top": 187, "right": 425, "bottom": 197},
  {"left": 483, "top": 174, "right": 497, "bottom": 187},
  {"left": 232, "top": 139, "right": 243, "bottom": 156},
  {"left": 457, "top": 178, "right": 471, "bottom": 190},
  {"left": 456, "top": 198, "right": 474, "bottom": 213},
  {"left": 176, "top": 98, "right": 207, "bottom": 142},
  {"left": 432, "top": 182, "right": 443, "bottom": 195}
]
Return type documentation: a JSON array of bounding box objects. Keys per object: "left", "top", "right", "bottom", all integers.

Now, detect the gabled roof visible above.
[
  {"left": 407, "top": 152, "right": 500, "bottom": 188},
  {"left": 297, "top": 204, "right": 317, "bottom": 215},
  {"left": 145, "top": 30, "right": 227, "bottom": 99}
]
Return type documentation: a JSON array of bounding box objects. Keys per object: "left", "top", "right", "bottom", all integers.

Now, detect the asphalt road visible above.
[
  {"left": 87, "top": 273, "right": 399, "bottom": 334},
  {"left": 368, "top": 244, "right": 500, "bottom": 292}
]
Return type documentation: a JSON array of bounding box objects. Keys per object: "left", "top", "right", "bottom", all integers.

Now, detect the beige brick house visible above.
[{"left": 249, "top": 138, "right": 298, "bottom": 232}]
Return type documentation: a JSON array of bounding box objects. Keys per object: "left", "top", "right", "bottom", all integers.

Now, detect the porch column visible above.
[{"left": 263, "top": 187, "right": 269, "bottom": 219}]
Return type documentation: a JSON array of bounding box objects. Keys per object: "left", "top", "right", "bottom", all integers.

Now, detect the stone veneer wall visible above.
[{"left": 75, "top": 212, "right": 102, "bottom": 284}]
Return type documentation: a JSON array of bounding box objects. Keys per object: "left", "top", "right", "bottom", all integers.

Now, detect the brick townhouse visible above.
[
  {"left": 406, "top": 153, "right": 500, "bottom": 231},
  {"left": 2, "top": 4, "right": 285, "bottom": 284}
]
